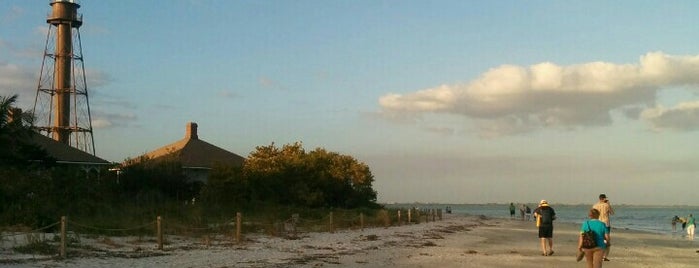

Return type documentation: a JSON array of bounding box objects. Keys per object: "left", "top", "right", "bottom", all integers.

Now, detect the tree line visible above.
[{"left": 0, "top": 94, "right": 379, "bottom": 228}]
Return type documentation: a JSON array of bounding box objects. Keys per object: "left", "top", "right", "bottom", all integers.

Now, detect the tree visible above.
[
  {"left": 119, "top": 155, "right": 199, "bottom": 205},
  {"left": 240, "top": 142, "right": 378, "bottom": 208},
  {"left": 198, "top": 163, "right": 249, "bottom": 212}
]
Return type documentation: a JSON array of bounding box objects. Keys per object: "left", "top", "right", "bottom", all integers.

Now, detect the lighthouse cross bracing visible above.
[{"left": 32, "top": 0, "right": 96, "bottom": 155}]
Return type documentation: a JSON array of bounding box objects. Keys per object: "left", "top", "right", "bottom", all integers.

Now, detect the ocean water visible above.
[{"left": 385, "top": 203, "right": 699, "bottom": 234}]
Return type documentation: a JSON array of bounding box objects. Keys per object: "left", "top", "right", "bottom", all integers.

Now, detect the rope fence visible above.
[{"left": 0, "top": 207, "right": 443, "bottom": 260}]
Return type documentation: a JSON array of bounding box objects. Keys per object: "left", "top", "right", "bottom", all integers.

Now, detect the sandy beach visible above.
[{"left": 4, "top": 214, "right": 698, "bottom": 267}]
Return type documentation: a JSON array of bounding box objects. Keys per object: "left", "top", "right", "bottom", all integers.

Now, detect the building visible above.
[
  {"left": 31, "top": 133, "right": 110, "bottom": 167},
  {"left": 5, "top": 107, "right": 110, "bottom": 176},
  {"left": 135, "top": 122, "right": 245, "bottom": 182}
]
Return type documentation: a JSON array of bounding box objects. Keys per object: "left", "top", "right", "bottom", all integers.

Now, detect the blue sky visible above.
[{"left": 3, "top": 1, "right": 699, "bottom": 205}]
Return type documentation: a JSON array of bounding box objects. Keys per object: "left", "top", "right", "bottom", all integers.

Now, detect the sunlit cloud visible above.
[
  {"left": 85, "top": 68, "right": 112, "bottom": 89},
  {"left": 91, "top": 111, "right": 137, "bottom": 129},
  {"left": 379, "top": 52, "right": 699, "bottom": 136},
  {"left": 34, "top": 25, "right": 49, "bottom": 37}
]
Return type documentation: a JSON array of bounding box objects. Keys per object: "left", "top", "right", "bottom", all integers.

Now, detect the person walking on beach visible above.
[
  {"left": 686, "top": 214, "right": 695, "bottom": 240},
  {"left": 592, "top": 194, "right": 614, "bottom": 261},
  {"left": 509, "top": 203, "right": 516, "bottom": 219},
  {"left": 672, "top": 215, "right": 680, "bottom": 232},
  {"left": 578, "top": 208, "right": 610, "bottom": 268},
  {"left": 533, "top": 200, "right": 556, "bottom": 256}
]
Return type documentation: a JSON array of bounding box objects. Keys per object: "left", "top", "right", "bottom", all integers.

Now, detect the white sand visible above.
[{"left": 3, "top": 214, "right": 698, "bottom": 267}]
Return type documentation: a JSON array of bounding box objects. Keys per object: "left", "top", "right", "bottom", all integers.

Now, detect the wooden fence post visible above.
[
  {"left": 236, "top": 212, "right": 242, "bottom": 243},
  {"left": 329, "top": 212, "right": 334, "bottom": 233},
  {"left": 396, "top": 210, "right": 401, "bottom": 226},
  {"left": 360, "top": 213, "right": 364, "bottom": 231},
  {"left": 60, "top": 216, "right": 66, "bottom": 258},
  {"left": 157, "top": 216, "right": 163, "bottom": 250}
]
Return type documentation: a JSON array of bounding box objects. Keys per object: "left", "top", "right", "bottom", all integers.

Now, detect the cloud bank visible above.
[{"left": 379, "top": 52, "right": 699, "bottom": 136}]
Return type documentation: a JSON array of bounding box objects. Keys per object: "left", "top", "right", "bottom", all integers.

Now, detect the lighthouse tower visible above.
[{"left": 33, "top": 0, "right": 96, "bottom": 155}]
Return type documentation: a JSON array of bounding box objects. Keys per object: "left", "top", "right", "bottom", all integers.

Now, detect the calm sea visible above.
[{"left": 384, "top": 203, "right": 699, "bottom": 234}]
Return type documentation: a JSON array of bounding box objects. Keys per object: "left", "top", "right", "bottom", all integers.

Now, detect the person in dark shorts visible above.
[{"left": 533, "top": 200, "right": 556, "bottom": 256}]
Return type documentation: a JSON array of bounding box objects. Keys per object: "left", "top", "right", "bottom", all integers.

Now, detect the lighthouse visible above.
[{"left": 33, "top": 0, "right": 96, "bottom": 155}]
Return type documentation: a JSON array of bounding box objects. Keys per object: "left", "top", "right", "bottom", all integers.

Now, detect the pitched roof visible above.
[
  {"left": 141, "top": 122, "right": 245, "bottom": 168},
  {"left": 6, "top": 107, "right": 108, "bottom": 165},
  {"left": 32, "top": 132, "right": 110, "bottom": 165}
]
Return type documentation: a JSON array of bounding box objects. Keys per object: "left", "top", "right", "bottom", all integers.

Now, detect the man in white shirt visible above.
[{"left": 592, "top": 193, "right": 614, "bottom": 261}]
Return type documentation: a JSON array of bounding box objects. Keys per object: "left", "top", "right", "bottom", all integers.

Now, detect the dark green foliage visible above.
[
  {"left": 0, "top": 94, "right": 54, "bottom": 168},
  {"left": 1, "top": 94, "right": 379, "bottom": 230},
  {"left": 119, "top": 156, "right": 201, "bottom": 204},
  {"left": 0, "top": 166, "right": 105, "bottom": 228}
]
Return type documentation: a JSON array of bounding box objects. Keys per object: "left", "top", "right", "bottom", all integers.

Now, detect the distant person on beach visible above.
[
  {"left": 680, "top": 216, "right": 687, "bottom": 231},
  {"left": 686, "top": 214, "right": 695, "bottom": 240},
  {"left": 509, "top": 203, "right": 516, "bottom": 219},
  {"left": 533, "top": 200, "right": 556, "bottom": 256},
  {"left": 592, "top": 194, "right": 614, "bottom": 261},
  {"left": 672, "top": 215, "right": 680, "bottom": 232},
  {"left": 578, "top": 208, "right": 610, "bottom": 268},
  {"left": 520, "top": 204, "right": 526, "bottom": 220},
  {"left": 525, "top": 205, "right": 532, "bottom": 221}
]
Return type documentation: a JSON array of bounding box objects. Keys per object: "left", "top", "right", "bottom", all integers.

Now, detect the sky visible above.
[{"left": 2, "top": 1, "right": 699, "bottom": 206}]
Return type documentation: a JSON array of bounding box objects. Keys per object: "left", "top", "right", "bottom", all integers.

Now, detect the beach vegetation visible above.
[{"left": 1, "top": 94, "right": 381, "bottom": 235}]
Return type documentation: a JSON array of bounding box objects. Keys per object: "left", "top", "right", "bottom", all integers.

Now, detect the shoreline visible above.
[
  {"left": 464, "top": 213, "right": 683, "bottom": 236},
  {"left": 4, "top": 214, "right": 699, "bottom": 267}
]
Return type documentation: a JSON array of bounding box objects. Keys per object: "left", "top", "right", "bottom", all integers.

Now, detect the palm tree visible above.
[
  {"left": 0, "top": 94, "right": 49, "bottom": 167},
  {"left": 0, "top": 94, "right": 19, "bottom": 129}
]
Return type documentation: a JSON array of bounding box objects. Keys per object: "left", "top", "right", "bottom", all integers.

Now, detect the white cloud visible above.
[
  {"left": 91, "top": 118, "right": 113, "bottom": 129},
  {"left": 379, "top": 52, "right": 699, "bottom": 136},
  {"left": 641, "top": 101, "right": 699, "bottom": 131},
  {"left": 84, "top": 68, "right": 112, "bottom": 89},
  {"left": 0, "top": 63, "right": 34, "bottom": 90},
  {"left": 0, "top": 63, "right": 36, "bottom": 107},
  {"left": 91, "top": 111, "right": 137, "bottom": 129},
  {"left": 1, "top": 62, "right": 111, "bottom": 107}
]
